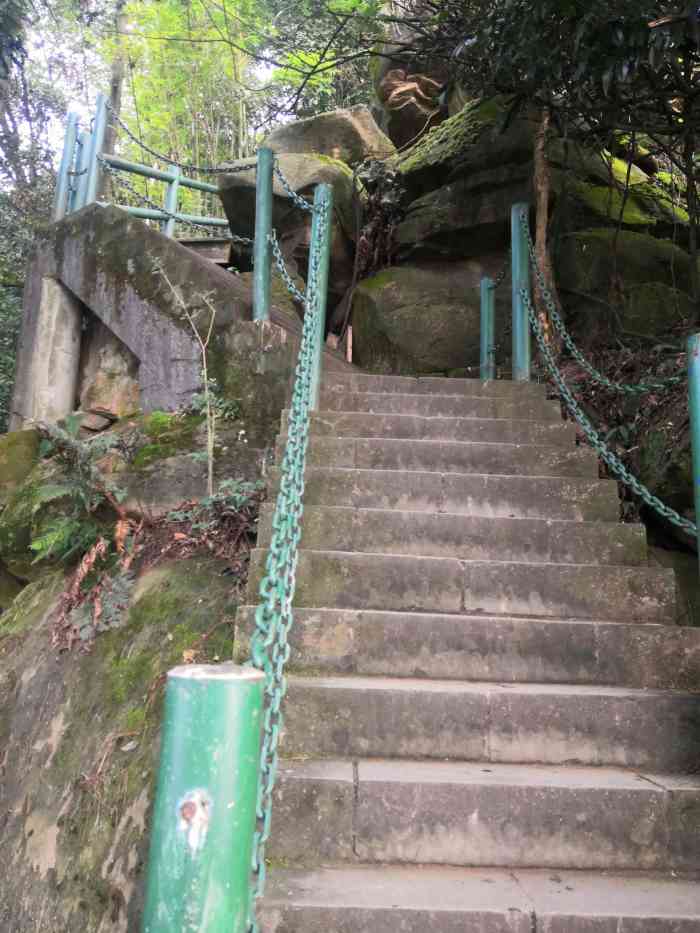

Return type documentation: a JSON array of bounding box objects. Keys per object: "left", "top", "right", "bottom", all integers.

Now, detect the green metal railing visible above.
[
  {"left": 480, "top": 204, "right": 699, "bottom": 562},
  {"left": 53, "top": 93, "right": 231, "bottom": 235},
  {"left": 138, "top": 164, "right": 333, "bottom": 926}
]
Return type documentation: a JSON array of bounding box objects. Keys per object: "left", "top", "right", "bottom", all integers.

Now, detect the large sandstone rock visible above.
[
  {"left": 394, "top": 96, "right": 534, "bottom": 199},
  {"left": 556, "top": 229, "right": 697, "bottom": 336},
  {"left": 351, "top": 259, "right": 510, "bottom": 374},
  {"left": 264, "top": 106, "right": 395, "bottom": 167},
  {"left": 219, "top": 153, "right": 357, "bottom": 313},
  {"left": 397, "top": 164, "right": 532, "bottom": 259},
  {"left": 375, "top": 68, "right": 446, "bottom": 150},
  {"left": 219, "top": 152, "right": 356, "bottom": 239},
  {"left": 78, "top": 317, "right": 140, "bottom": 426}
]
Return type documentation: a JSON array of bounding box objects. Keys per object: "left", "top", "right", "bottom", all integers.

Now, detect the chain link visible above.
[
  {"left": 246, "top": 191, "right": 331, "bottom": 931},
  {"left": 104, "top": 100, "right": 256, "bottom": 176},
  {"left": 273, "top": 160, "right": 316, "bottom": 214},
  {"left": 269, "top": 229, "right": 306, "bottom": 303},
  {"left": 522, "top": 285, "right": 695, "bottom": 533},
  {"left": 98, "top": 156, "right": 254, "bottom": 243},
  {"left": 519, "top": 210, "right": 684, "bottom": 394}
]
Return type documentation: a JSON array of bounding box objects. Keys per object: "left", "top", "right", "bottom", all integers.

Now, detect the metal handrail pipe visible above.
[{"left": 102, "top": 154, "right": 219, "bottom": 194}]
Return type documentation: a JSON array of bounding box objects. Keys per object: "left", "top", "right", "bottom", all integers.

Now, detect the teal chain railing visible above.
[
  {"left": 141, "top": 180, "right": 334, "bottom": 932},
  {"left": 521, "top": 284, "right": 696, "bottom": 536},
  {"left": 247, "top": 185, "right": 332, "bottom": 930},
  {"left": 517, "top": 210, "right": 683, "bottom": 394},
  {"left": 479, "top": 204, "right": 699, "bottom": 546}
]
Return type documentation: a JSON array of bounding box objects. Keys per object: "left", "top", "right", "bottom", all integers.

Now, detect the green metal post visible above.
[
  {"left": 85, "top": 93, "right": 108, "bottom": 206},
  {"left": 73, "top": 131, "right": 91, "bottom": 211},
  {"left": 480, "top": 277, "right": 496, "bottom": 380},
  {"left": 163, "top": 166, "right": 181, "bottom": 238},
  {"left": 253, "top": 147, "right": 274, "bottom": 322},
  {"left": 309, "top": 184, "right": 334, "bottom": 411},
  {"left": 53, "top": 113, "right": 79, "bottom": 221},
  {"left": 688, "top": 333, "right": 700, "bottom": 571},
  {"left": 511, "top": 202, "right": 531, "bottom": 382},
  {"left": 141, "top": 663, "right": 264, "bottom": 933}
]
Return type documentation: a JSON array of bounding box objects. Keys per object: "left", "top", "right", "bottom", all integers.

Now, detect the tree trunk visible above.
[
  {"left": 99, "top": 0, "right": 127, "bottom": 200},
  {"left": 685, "top": 132, "right": 699, "bottom": 323},
  {"left": 533, "top": 107, "right": 558, "bottom": 346}
]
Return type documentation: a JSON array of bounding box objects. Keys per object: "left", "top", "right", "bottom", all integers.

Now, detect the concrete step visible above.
[
  {"left": 290, "top": 411, "right": 575, "bottom": 447},
  {"left": 322, "top": 372, "right": 549, "bottom": 400},
  {"left": 248, "top": 550, "right": 676, "bottom": 623},
  {"left": 278, "top": 467, "right": 621, "bottom": 522},
  {"left": 258, "top": 505, "right": 647, "bottom": 566},
  {"left": 261, "top": 865, "right": 700, "bottom": 933},
  {"left": 319, "top": 388, "right": 563, "bottom": 421},
  {"left": 282, "top": 675, "right": 700, "bottom": 771},
  {"left": 235, "top": 607, "right": 700, "bottom": 689},
  {"left": 269, "top": 759, "right": 700, "bottom": 871},
  {"left": 278, "top": 436, "right": 600, "bottom": 478}
]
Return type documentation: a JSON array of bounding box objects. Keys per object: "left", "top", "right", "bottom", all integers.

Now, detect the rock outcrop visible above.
[
  {"left": 219, "top": 152, "right": 358, "bottom": 312},
  {"left": 264, "top": 106, "right": 395, "bottom": 167},
  {"left": 352, "top": 259, "right": 510, "bottom": 374}
]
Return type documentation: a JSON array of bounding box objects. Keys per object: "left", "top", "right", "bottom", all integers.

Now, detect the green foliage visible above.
[
  {"left": 29, "top": 516, "right": 103, "bottom": 565},
  {"left": 0, "top": 286, "right": 21, "bottom": 432},
  {"left": 189, "top": 375, "right": 241, "bottom": 422},
  {"left": 31, "top": 417, "right": 126, "bottom": 565}
]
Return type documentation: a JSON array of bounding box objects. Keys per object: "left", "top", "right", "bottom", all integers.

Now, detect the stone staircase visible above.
[{"left": 241, "top": 371, "right": 700, "bottom": 931}]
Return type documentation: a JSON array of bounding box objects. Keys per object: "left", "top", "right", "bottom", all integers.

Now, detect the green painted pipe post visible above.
[
  {"left": 688, "top": 333, "right": 700, "bottom": 571},
  {"left": 141, "top": 663, "right": 264, "bottom": 933},
  {"left": 85, "top": 93, "right": 108, "bottom": 206},
  {"left": 511, "top": 202, "right": 531, "bottom": 382},
  {"left": 253, "top": 147, "right": 274, "bottom": 322},
  {"left": 309, "top": 184, "right": 334, "bottom": 411},
  {"left": 53, "top": 113, "right": 79, "bottom": 221},
  {"left": 480, "top": 277, "right": 496, "bottom": 380},
  {"left": 163, "top": 166, "right": 181, "bottom": 238}
]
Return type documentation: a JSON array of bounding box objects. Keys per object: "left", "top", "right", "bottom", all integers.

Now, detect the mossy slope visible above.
[{"left": 0, "top": 556, "right": 240, "bottom": 931}]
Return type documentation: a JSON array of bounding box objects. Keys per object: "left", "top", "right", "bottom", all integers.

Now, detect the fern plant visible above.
[{"left": 31, "top": 415, "right": 127, "bottom": 565}]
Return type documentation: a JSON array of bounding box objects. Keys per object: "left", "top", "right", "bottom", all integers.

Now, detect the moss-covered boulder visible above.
[
  {"left": 0, "top": 556, "right": 241, "bottom": 930},
  {"left": 351, "top": 259, "right": 510, "bottom": 374},
  {"left": 0, "top": 429, "right": 39, "bottom": 508},
  {"left": 397, "top": 164, "right": 532, "bottom": 259},
  {"left": 555, "top": 229, "right": 697, "bottom": 336},
  {"left": 394, "top": 96, "right": 533, "bottom": 199}
]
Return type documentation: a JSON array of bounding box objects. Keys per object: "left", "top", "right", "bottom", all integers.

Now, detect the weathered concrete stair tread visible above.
[
  {"left": 281, "top": 467, "right": 621, "bottom": 522},
  {"left": 235, "top": 606, "right": 700, "bottom": 688},
  {"left": 270, "top": 758, "right": 700, "bottom": 870},
  {"left": 261, "top": 865, "right": 700, "bottom": 933},
  {"left": 323, "top": 372, "right": 550, "bottom": 399},
  {"left": 248, "top": 549, "right": 676, "bottom": 623},
  {"left": 291, "top": 435, "right": 600, "bottom": 477},
  {"left": 260, "top": 370, "right": 699, "bottom": 920},
  {"left": 292, "top": 410, "right": 575, "bottom": 446},
  {"left": 319, "top": 389, "right": 563, "bottom": 421},
  {"left": 283, "top": 675, "right": 700, "bottom": 770},
  {"left": 258, "top": 504, "right": 646, "bottom": 565}
]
